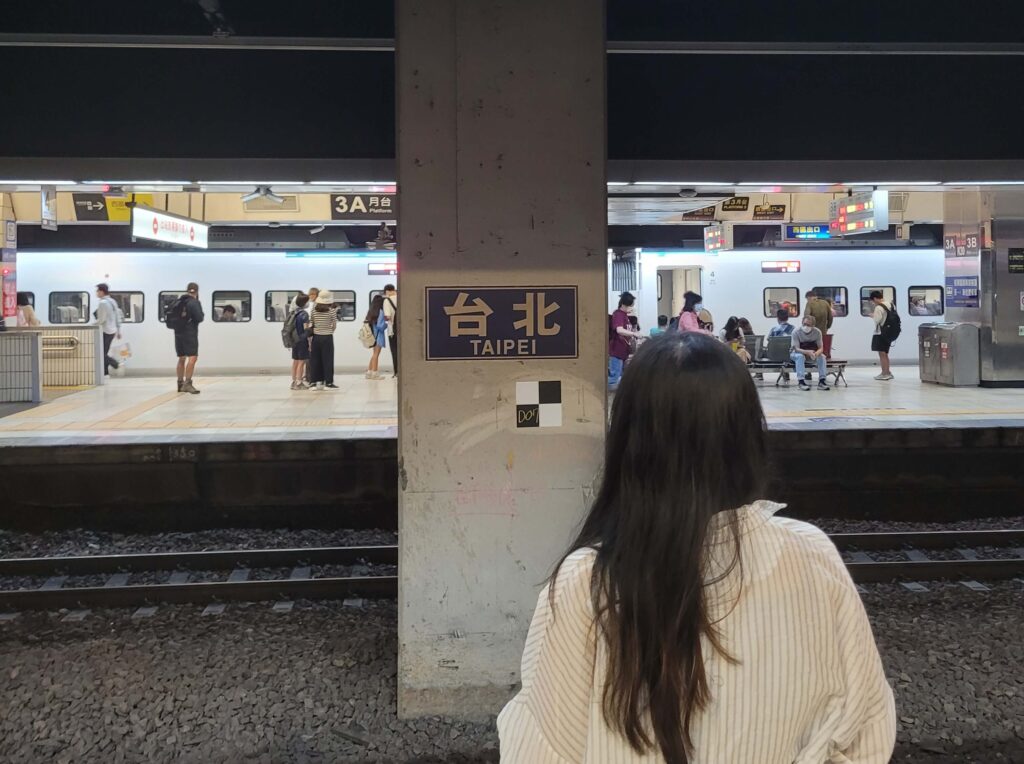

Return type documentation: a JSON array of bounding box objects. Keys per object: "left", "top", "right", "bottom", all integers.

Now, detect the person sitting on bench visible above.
[{"left": 791, "top": 315, "right": 829, "bottom": 391}]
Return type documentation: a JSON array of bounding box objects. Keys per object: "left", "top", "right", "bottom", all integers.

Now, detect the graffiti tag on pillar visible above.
[{"left": 425, "top": 286, "right": 578, "bottom": 360}]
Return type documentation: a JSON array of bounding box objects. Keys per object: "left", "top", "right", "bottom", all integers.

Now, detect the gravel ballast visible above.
[
  {"left": 0, "top": 528, "right": 397, "bottom": 559},
  {"left": 0, "top": 583, "right": 1021, "bottom": 763}
]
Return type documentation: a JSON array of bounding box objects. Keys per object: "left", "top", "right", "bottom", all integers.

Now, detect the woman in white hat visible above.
[{"left": 308, "top": 290, "right": 338, "bottom": 390}]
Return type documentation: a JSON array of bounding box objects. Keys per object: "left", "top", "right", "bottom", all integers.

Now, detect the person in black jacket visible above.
[{"left": 174, "top": 282, "right": 205, "bottom": 394}]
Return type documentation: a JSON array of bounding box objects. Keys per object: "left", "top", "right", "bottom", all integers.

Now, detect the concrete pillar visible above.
[{"left": 396, "top": 0, "right": 606, "bottom": 717}]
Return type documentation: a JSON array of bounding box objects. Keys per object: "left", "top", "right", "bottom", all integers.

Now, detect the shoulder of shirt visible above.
[
  {"left": 547, "top": 548, "right": 597, "bottom": 612},
  {"left": 763, "top": 515, "right": 849, "bottom": 580}
]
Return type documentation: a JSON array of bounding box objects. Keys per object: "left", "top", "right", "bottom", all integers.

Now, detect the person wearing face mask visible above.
[
  {"left": 791, "top": 315, "right": 829, "bottom": 391},
  {"left": 677, "top": 290, "right": 712, "bottom": 335},
  {"left": 608, "top": 292, "right": 644, "bottom": 389}
]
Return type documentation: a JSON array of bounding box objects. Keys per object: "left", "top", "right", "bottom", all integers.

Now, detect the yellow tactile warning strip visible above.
[
  {"left": 94, "top": 380, "right": 223, "bottom": 426},
  {"left": 765, "top": 407, "right": 1024, "bottom": 418},
  {"left": 0, "top": 417, "right": 398, "bottom": 432}
]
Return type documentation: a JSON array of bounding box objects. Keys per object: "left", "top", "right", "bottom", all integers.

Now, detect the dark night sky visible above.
[{"left": 4, "top": 2, "right": 1024, "bottom": 161}]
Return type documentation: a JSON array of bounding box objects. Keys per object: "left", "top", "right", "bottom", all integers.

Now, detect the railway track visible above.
[
  {"left": 830, "top": 529, "right": 1024, "bottom": 584},
  {"left": 0, "top": 545, "right": 398, "bottom": 611},
  {"left": 0, "top": 530, "right": 1020, "bottom": 612}
]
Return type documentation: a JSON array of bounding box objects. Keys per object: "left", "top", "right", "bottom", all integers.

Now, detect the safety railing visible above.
[
  {"left": 8, "top": 326, "right": 104, "bottom": 388},
  {"left": 0, "top": 331, "right": 43, "bottom": 403}
]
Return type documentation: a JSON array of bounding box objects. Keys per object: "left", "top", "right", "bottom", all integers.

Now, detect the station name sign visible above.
[
  {"left": 330, "top": 193, "right": 397, "bottom": 220},
  {"left": 131, "top": 206, "right": 209, "bottom": 249},
  {"left": 425, "top": 286, "right": 578, "bottom": 360}
]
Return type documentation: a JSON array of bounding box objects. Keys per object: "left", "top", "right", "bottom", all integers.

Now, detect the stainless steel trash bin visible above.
[
  {"left": 925, "top": 323, "right": 980, "bottom": 386},
  {"left": 918, "top": 323, "right": 941, "bottom": 383}
]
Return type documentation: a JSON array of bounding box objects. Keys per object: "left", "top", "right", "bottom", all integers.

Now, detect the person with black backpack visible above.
[
  {"left": 285, "top": 293, "right": 311, "bottom": 390},
  {"left": 165, "top": 282, "right": 204, "bottom": 394},
  {"left": 869, "top": 289, "right": 901, "bottom": 381}
]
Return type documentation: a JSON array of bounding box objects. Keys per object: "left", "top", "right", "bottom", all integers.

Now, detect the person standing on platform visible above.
[
  {"left": 383, "top": 283, "right": 399, "bottom": 377},
  {"left": 308, "top": 290, "right": 338, "bottom": 391},
  {"left": 94, "top": 283, "right": 122, "bottom": 377},
  {"left": 870, "top": 290, "right": 896, "bottom": 381},
  {"left": 498, "top": 332, "right": 894, "bottom": 763},
  {"left": 15, "top": 293, "right": 39, "bottom": 326},
  {"left": 805, "top": 290, "right": 834, "bottom": 358},
  {"left": 168, "top": 282, "right": 204, "bottom": 394},
  {"left": 289, "top": 293, "right": 311, "bottom": 390},
  {"left": 364, "top": 294, "right": 389, "bottom": 380},
  {"left": 608, "top": 292, "right": 643, "bottom": 390}
]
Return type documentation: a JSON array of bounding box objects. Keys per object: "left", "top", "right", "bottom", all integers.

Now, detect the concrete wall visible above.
[{"left": 396, "top": 0, "right": 606, "bottom": 717}]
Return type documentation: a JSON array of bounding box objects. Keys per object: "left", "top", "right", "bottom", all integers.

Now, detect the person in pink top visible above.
[{"left": 677, "top": 291, "right": 712, "bottom": 335}]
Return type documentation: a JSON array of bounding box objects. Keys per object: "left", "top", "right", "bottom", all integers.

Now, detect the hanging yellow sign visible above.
[{"left": 106, "top": 194, "right": 155, "bottom": 222}]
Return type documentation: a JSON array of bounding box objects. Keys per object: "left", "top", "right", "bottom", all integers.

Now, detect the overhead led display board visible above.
[{"left": 828, "top": 190, "right": 888, "bottom": 236}]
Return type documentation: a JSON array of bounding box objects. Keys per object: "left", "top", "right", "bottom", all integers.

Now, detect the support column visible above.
[{"left": 396, "top": 0, "right": 607, "bottom": 716}]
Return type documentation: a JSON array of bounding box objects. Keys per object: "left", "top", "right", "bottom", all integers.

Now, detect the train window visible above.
[
  {"left": 49, "top": 291, "right": 90, "bottom": 324},
  {"left": 108, "top": 291, "right": 145, "bottom": 323},
  {"left": 810, "top": 286, "right": 849, "bottom": 318},
  {"left": 265, "top": 291, "right": 301, "bottom": 322},
  {"left": 859, "top": 286, "right": 895, "bottom": 317},
  {"left": 908, "top": 286, "right": 944, "bottom": 316},
  {"left": 330, "top": 289, "right": 357, "bottom": 321},
  {"left": 157, "top": 291, "right": 183, "bottom": 322},
  {"left": 762, "top": 288, "right": 799, "bottom": 318},
  {"left": 212, "top": 291, "right": 251, "bottom": 322}
]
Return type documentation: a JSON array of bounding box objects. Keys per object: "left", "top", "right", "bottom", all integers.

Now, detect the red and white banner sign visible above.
[{"left": 131, "top": 206, "right": 209, "bottom": 249}]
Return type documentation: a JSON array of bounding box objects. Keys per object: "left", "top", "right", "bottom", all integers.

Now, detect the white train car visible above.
[
  {"left": 16, "top": 249, "right": 399, "bottom": 374},
  {"left": 624, "top": 247, "right": 945, "bottom": 364}
]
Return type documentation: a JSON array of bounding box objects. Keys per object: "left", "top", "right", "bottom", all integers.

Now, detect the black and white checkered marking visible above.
[{"left": 515, "top": 381, "right": 562, "bottom": 428}]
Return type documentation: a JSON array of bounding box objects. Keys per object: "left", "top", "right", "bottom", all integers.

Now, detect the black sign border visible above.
[{"left": 424, "top": 285, "right": 580, "bottom": 362}]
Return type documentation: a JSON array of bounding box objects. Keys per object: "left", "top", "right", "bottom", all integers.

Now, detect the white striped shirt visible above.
[
  {"left": 310, "top": 308, "right": 337, "bottom": 335},
  {"left": 498, "top": 501, "right": 896, "bottom": 763}
]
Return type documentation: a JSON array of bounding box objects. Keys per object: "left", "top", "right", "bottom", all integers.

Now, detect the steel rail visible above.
[
  {"left": 847, "top": 559, "right": 1024, "bottom": 584},
  {"left": 829, "top": 529, "right": 1024, "bottom": 551},
  {"left": 0, "top": 545, "right": 398, "bottom": 576},
  {"left": 0, "top": 575, "right": 397, "bottom": 611}
]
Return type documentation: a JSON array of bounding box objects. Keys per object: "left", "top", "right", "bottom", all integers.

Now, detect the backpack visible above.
[
  {"left": 357, "top": 321, "right": 376, "bottom": 348},
  {"left": 164, "top": 296, "right": 190, "bottom": 330},
  {"left": 281, "top": 309, "right": 301, "bottom": 349},
  {"left": 879, "top": 303, "right": 902, "bottom": 343}
]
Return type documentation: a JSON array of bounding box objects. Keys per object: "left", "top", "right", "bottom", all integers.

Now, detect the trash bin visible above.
[
  {"left": 922, "top": 323, "right": 980, "bottom": 386},
  {"left": 918, "top": 323, "right": 941, "bottom": 383}
]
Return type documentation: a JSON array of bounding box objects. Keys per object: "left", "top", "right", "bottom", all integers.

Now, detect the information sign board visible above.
[
  {"left": 828, "top": 191, "right": 888, "bottom": 236},
  {"left": 425, "top": 286, "right": 577, "bottom": 360},
  {"left": 131, "top": 206, "right": 209, "bottom": 249}
]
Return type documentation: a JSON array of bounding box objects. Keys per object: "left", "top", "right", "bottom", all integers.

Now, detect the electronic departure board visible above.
[
  {"left": 828, "top": 190, "right": 888, "bottom": 236},
  {"left": 704, "top": 224, "right": 725, "bottom": 253}
]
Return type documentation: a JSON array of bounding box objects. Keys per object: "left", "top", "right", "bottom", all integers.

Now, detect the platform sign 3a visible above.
[{"left": 425, "top": 286, "right": 578, "bottom": 360}]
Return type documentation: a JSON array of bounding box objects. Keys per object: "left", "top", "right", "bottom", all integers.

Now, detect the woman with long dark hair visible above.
[
  {"left": 499, "top": 333, "right": 894, "bottom": 763},
  {"left": 364, "top": 294, "right": 388, "bottom": 380},
  {"left": 676, "top": 291, "right": 711, "bottom": 335}
]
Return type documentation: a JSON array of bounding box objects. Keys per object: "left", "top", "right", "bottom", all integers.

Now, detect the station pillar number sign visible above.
[{"left": 425, "top": 286, "right": 578, "bottom": 360}]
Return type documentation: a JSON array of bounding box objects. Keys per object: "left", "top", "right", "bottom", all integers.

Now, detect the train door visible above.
[{"left": 656, "top": 266, "right": 702, "bottom": 323}]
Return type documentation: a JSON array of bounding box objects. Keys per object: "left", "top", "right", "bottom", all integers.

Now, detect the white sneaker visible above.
[
  {"left": 364, "top": 371, "right": 373, "bottom": 379},
  {"left": 313, "top": 382, "right": 325, "bottom": 391},
  {"left": 290, "top": 381, "right": 299, "bottom": 390},
  {"left": 875, "top": 373, "right": 894, "bottom": 381},
  {"left": 297, "top": 381, "right": 310, "bottom": 390}
]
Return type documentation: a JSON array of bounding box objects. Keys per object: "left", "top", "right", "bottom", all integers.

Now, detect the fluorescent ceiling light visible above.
[
  {"left": 606, "top": 181, "right": 631, "bottom": 186},
  {"left": 637, "top": 181, "right": 732, "bottom": 186},
  {"left": 844, "top": 181, "right": 939, "bottom": 186},
  {"left": 0, "top": 179, "right": 75, "bottom": 185},
  {"left": 306, "top": 180, "right": 395, "bottom": 186},
  {"left": 736, "top": 182, "right": 834, "bottom": 186},
  {"left": 942, "top": 180, "right": 1024, "bottom": 185},
  {"left": 202, "top": 181, "right": 303, "bottom": 186}
]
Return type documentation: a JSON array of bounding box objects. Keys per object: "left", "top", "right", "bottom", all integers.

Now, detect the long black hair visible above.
[
  {"left": 553, "top": 332, "right": 768, "bottom": 762},
  {"left": 722, "top": 315, "right": 741, "bottom": 341},
  {"left": 681, "top": 291, "right": 701, "bottom": 313},
  {"left": 366, "top": 294, "right": 385, "bottom": 324}
]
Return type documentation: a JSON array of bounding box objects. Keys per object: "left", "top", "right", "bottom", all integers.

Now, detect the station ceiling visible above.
[{"left": 5, "top": 1, "right": 1024, "bottom": 45}]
